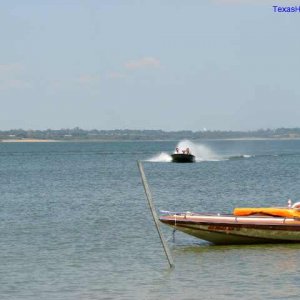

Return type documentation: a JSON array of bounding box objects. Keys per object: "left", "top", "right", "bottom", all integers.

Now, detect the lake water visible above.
[{"left": 1, "top": 139, "right": 300, "bottom": 299}]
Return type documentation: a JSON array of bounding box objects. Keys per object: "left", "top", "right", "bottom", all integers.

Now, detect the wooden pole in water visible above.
[{"left": 137, "top": 160, "right": 175, "bottom": 268}]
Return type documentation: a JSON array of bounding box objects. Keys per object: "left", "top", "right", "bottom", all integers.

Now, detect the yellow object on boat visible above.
[{"left": 233, "top": 207, "right": 300, "bottom": 218}]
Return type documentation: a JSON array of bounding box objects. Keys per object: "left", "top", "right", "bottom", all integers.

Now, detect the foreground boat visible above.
[
  {"left": 171, "top": 153, "right": 195, "bottom": 163},
  {"left": 160, "top": 206, "right": 300, "bottom": 245}
]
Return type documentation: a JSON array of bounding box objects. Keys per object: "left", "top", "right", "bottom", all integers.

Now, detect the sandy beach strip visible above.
[{"left": 1, "top": 139, "right": 59, "bottom": 143}]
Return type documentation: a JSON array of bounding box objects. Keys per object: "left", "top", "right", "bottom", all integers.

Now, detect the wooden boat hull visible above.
[
  {"left": 171, "top": 154, "right": 195, "bottom": 163},
  {"left": 160, "top": 213, "right": 300, "bottom": 245}
]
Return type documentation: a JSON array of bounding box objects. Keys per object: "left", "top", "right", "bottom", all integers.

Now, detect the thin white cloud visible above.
[
  {"left": 0, "top": 79, "right": 31, "bottom": 91},
  {"left": 51, "top": 75, "right": 101, "bottom": 90},
  {"left": 124, "top": 57, "right": 161, "bottom": 70},
  {"left": 213, "top": 0, "right": 299, "bottom": 4},
  {"left": 0, "top": 63, "right": 24, "bottom": 75},
  {"left": 106, "top": 71, "right": 126, "bottom": 79},
  {"left": 76, "top": 74, "right": 101, "bottom": 85},
  {"left": 213, "top": 0, "right": 260, "bottom": 3},
  {"left": 0, "top": 63, "right": 30, "bottom": 90}
]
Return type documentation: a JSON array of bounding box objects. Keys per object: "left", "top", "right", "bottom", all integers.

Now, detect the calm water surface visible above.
[{"left": 1, "top": 140, "right": 300, "bottom": 299}]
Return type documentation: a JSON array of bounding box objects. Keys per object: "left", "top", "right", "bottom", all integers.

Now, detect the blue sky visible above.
[{"left": 1, "top": 0, "right": 300, "bottom": 131}]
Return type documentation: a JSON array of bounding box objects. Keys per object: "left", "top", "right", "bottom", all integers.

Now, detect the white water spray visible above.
[
  {"left": 147, "top": 140, "right": 253, "bottom": 162},
  {"left": 176, "top": 140, "right": 220, "bottom": 162},
  {"left": 147, "top": 140, "right": 220, "bottom": 162},
  {"left": 147, "top": 152, "right": 172, "bottom": 162}
]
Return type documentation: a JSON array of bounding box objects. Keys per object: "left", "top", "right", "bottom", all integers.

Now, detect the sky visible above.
[{"left": 1, "top": 0, "right": 300, "bottom": 131}]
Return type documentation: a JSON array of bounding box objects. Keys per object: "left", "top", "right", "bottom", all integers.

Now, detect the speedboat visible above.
[
  {"left": 160, "top": 204, "right": 300, "bottom": 245},
  {"left": 171, "top": 147, "right": 195, "bottom": 163},
  {"left": 171, "top": 153, "right": 195, "bottom": 163}
]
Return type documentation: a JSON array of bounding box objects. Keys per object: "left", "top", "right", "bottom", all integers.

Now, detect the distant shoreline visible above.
[
  {"left": 2, "top": 137, "right": 300, "bottom": 143},
  {"left": 1, "top": 128, "right": 300, "bottom": 141}
]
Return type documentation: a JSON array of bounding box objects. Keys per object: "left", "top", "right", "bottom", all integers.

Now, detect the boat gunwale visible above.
[
  {"left": 160, "top": 213, "right": 300, "bottom": 229},
  {"left": 160, "top": 218, "right": 300, "bottom": 230}
]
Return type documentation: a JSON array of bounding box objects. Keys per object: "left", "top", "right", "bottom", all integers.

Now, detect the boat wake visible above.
[
  {"left": 147, "top": 152, "right": 172, "bottom": 162},
  {"left": 146, "top": 140, "right": 256, "bottom": 163},
  {"left": 227, "top": 154, "right": 254, "bottom": 160}
]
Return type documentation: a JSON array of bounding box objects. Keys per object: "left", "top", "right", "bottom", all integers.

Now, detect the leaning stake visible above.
[{"left": 137, "top": 160, "right": 174, "bottom": 268}]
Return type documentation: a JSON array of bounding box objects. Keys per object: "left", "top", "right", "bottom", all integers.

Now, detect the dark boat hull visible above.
[{"left": 171, "top": 154, "right": 195, "bottom": 163}]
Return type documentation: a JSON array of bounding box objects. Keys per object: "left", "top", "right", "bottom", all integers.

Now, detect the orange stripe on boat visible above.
[{"left": 233, "top": 207, "right": 300, "bottom": 218}]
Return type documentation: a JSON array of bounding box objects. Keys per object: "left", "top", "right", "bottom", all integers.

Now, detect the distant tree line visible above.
[{"left": 1, "top": 127, "right": 300, "bottom": 141}]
